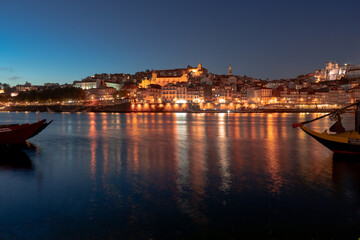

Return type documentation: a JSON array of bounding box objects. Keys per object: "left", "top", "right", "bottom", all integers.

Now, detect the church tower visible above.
[{"left": 228, "top": 64, "right": 232, "bottom": 76}]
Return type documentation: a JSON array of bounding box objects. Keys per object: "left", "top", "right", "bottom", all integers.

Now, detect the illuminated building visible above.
[
  {"left": 223, "top": 85, "right": 232, "bottom": 100},
  {"left": 175, "top": 82, "right": 187, "bottom": 102},
  {"left": 161, "top": 84, "right": 177, "bottom": 102},
  {"left": 253, "top": 87, "right": 272, "bottom": 103},
  {"left": 313, "top": 69, "right": 326, "bottom": 82},
  {"left": 314, "top": 61, "right": 360, "bottom": 81},
  {"left": 152, "top": 63, "right": 208, "bottom": 86},
  {"left": 328, "top": 86, "right": 350, "bottom": 104},
  {"left": 136, "top": 88, "right": 147, "bottom": 102},
  {"left": 345, "top": 64, "right": 360, "bottom": 79},
  {"left": 86, "top": 87, "right": 116, "bottom": 100},
  {"left": 151, "top": 70, "right": 187, "bottom": 87},
  {"left": 190, "top": 63, "right": 207, "bottom": 78},
  {"left": 73, "top": 80, "right": 97, "bottom": 89},
  {"left": 299, "top": 88, "right": 309, "bottom": 103},
  {"left": 161, "top": 82, "right": 188, "bottom": 102},
  {"left": 73, "top": 79, "right": 121, "bottom": 90},
  {"left": 16, "top": 82, "right": 39, "bottom": 92},
  {"left": 349, "top": 86, "right": 360, "bottom": 102},
  {"left": 313, "top": 61, "right": 355, "bottom": 82},
  {"left": 122, "top": 85, "right": 138, "bottom": 99},
  {"left": 254, "top": 87, "right": 272, "bottom": 98},
  {"left": 137, "top": 84, "right": 162, "bottom": 102},
  {"left": 314, "top": 88, "right": 329, "bottom": 104},
  {"left": 186, "top": 87, "right": 200, "bottom": 102},
  {"left": 211, "top": 85, "right": 222, "bottom": 101},
  {"left": 139, "top": 78, "right": 151, "bottom": 88},
  {"left": 203, "top": 85, "right": 213, "bottom": 101},
  {"left": 282, "top": 89, "right": 299, "bottom": 104},
  {"left": 325, "top": 61, "right": 347, "bottom": 81}
]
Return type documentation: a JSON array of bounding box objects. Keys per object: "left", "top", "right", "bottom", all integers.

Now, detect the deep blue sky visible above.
[{"left": 1, "top": 0, "right": 360, "bottom": 85}]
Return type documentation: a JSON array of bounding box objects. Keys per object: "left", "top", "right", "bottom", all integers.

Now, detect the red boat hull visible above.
[{"left": 0, "top": 119, "right": 51, "bottom": 145}]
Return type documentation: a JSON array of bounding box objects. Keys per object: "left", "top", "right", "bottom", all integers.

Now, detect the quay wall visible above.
[{"left": 0, "top": 103, "right": 345, "bottom": 113}]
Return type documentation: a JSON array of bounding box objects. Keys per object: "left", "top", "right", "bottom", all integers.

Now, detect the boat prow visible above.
[
  {"left": 0, "top": 119, "right": 52, "bottom": 146},
  {"left": 300, "top": 125, "right": 360, "bottom": 154}
]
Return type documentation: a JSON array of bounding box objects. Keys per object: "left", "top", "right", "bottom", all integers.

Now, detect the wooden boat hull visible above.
[
  {"left": 0, "top": 119, "right": 52, "bottom": 145},
  {"left": 300, "top": 125, "right": 360, "bottom": 154}
]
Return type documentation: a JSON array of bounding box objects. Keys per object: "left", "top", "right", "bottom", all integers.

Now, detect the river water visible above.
[{"left": 0, "top": 112, "right": 359, "bottom": 239}]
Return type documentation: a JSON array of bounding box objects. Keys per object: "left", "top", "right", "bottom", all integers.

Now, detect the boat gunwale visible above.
[{"left": 300, "top": 125, "right": 360, "bottom": 154}]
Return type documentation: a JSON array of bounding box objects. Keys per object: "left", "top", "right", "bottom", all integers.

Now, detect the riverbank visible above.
[{"left": 0, "top": 103, "right": 347, "bottom": 113}]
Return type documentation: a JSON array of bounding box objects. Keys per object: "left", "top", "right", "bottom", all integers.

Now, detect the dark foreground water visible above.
[{"left": 0, "top": 112, "right": 360, "bottom": 239}]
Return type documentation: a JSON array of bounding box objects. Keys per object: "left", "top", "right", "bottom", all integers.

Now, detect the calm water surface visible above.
[{"left": 0, "top": 112, "right": 359, "bottom": 239}]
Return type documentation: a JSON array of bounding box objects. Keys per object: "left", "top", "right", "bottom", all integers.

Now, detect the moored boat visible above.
[
  {"left": 293, "top": 101, "right": 360, "bottom": 154},
  {"left": 300, "top": 125, "right": 360, "bottom": 154},
  {"left": 0, "top": 119, "right": 52, "bottom": 145}
]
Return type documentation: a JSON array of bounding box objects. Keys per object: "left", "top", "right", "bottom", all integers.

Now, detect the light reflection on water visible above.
[{"left": 0, "top": 112, "right": 359, "bottom": 239}]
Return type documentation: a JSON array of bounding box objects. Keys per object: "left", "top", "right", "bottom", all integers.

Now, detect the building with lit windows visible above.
[
  {"left": 73, "top": 79, "right": 121, "bottom": 91},
  {"left": 328, "top": 86, "right": 350, "bottom": 104},
  {"left": 161, "top": 84, "right": 177, "bottom": 102},
  {"left": 345, "top": 64, "right": 360, "bottom": 79},
  {"left": 325, "top": 61, "right": 347, "bottom": 81},
  {"left": 186, "top": 87, "right": 200, "bottom": 102},
  {"left": 313, "top": 61, "right": 360, "bottom": 81},
  {"left": 152, "top": 63, "right": 208, "bottom": 87}
]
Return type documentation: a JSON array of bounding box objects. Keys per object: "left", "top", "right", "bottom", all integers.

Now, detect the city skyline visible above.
[{"left": 1, "top": 0, "right": 360, "bottom": 85}]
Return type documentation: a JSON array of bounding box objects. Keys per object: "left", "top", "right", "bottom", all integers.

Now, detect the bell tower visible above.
[{"left": 228, "top": 64, "right": 232, "bottom": 76}]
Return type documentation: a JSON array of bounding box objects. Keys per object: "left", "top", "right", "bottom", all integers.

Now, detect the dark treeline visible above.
[{"left": 14, "top": 87, "right": 86, "bottom": 102}]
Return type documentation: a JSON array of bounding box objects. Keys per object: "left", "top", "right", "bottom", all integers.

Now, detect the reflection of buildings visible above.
[
  {"left": 217, "top": 114, "right": 231, "bottom": 192},
  {"left": 264, "top": 114, "right": 283, "bottom": 195},
  {"left": 174, "top": 113, "right": 209, "bottom": 224},
  {"left": 89, "top": 113, "right": 97, "bottom": 180}
]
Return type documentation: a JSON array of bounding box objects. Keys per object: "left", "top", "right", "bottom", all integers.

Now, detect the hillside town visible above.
[{"left": 2, "top": 61, "right": 360, "bottom": 111}]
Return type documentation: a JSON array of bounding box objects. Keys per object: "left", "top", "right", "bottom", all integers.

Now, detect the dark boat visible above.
[
  {"left": 0, "top": 119, "right": 52, "bottom": 145},
  {"left": 293, "top": 101, "right": 360, "bottom": 154}
]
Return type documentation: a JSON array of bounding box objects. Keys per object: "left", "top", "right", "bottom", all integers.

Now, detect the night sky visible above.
[{"left": 1, "top": 0, "right": 360, "bottom": 85}]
